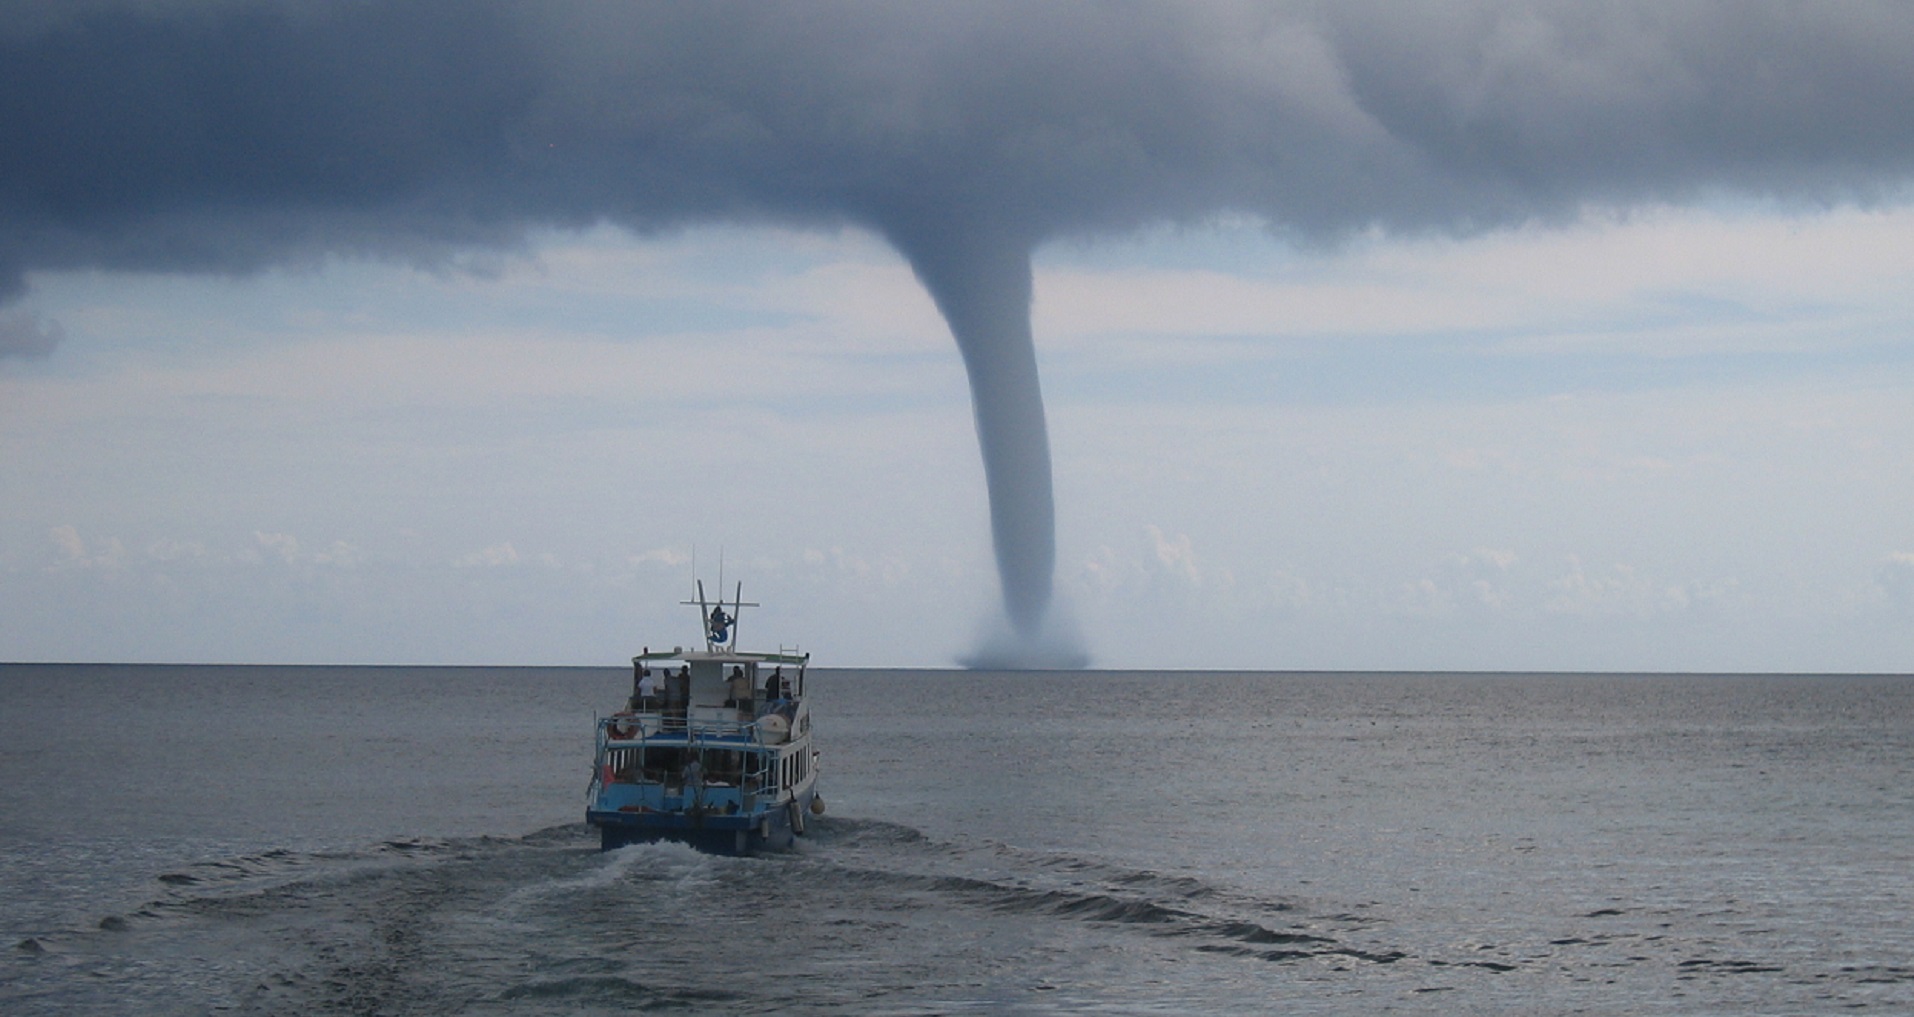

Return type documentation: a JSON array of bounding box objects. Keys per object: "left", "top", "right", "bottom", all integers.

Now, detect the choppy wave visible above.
[
  {"left": 11, "top": 667, "right": 1914, "bottom": 1014},
  {"left": 5, "top": 819, "right": 1417, "bottom": 1015},
  {"left": 10, "top": 817, "right": 1914, "bottom": 1015}
]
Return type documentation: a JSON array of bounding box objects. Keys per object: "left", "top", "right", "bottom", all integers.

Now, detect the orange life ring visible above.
[{"left": 608, "top": 720, "right": 636, "bottom": 740}]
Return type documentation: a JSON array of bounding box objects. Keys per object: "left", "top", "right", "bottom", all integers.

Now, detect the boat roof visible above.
[{"left": 633, "top": 648, "right": 809, "bottom": 666}]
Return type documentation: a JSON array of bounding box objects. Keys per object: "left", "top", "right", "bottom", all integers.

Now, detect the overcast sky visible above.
[{"left": 4, "top": 2, "right": 1914, "bottom": 670}]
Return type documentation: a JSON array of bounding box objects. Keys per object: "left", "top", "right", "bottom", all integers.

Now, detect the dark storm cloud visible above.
[
  {"left": 6, "top": 0, "right": 1912, "bottom": 649},
  {"left": 8, "top": 0, "right": 1911, "bottom": 296}
]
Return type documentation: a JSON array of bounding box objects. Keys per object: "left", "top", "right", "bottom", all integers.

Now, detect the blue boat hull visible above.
[{"left": 589, "top": 790, "right": 815, "bottom": 855}]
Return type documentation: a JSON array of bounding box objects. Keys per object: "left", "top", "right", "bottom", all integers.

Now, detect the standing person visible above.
[
  {"left": 667, "top": 665, "right": 690, "bottom": 729},
  {"left": 636, "top": 667, "right": 659, "bottom": 710},
  {"left": 682, "top": 751, "right": 704, "bottom": 810},
  {"left": 726, "top": 665, "right": 751, "bottom": 709}
]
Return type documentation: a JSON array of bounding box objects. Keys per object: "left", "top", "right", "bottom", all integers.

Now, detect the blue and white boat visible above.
[{"left": 586, "top": 583, "right": 822, "bottom": 854}]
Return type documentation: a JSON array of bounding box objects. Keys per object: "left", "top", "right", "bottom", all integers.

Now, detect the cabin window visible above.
[
  {"left": 641, "top": 746, "right": 697, "bottom": 784},
  {"left": 706, "top": 749, "right": 743, "bottom": 787}
]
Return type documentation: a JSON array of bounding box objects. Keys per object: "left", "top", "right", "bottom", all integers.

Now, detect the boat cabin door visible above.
[{"left": 688, "top": 659, "right": 753, "bottom": 707}]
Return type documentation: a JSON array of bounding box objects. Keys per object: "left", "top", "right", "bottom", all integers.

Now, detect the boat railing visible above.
[
  {"left": 594, "top": 741, "right": 786, "bottom": 807},
  {"left": 600, "top": 706, "right": 798, "bottom": 747}
]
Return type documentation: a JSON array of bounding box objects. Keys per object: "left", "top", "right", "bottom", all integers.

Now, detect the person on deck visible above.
[
  {"left": 682, "top": 753, "right": 704, "bottom": 809},
  {"left": 665, "top": 666, "right": 690, "bottom": 728}
]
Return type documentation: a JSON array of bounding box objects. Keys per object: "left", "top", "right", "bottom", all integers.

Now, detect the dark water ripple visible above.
[
  {"left": 6, "top": 820, "right": 1425, "bottom": 1015},
  {"left": 7, "top": 666, "right": 1914, "bottom": 1014},
  {"left": 12, "top": 812, "right": 1914, "bottom": 1014}
]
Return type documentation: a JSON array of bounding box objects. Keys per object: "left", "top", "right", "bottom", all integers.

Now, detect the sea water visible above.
[{"left": 3, "top": 666, "right": 1911, "bottom": 1014}]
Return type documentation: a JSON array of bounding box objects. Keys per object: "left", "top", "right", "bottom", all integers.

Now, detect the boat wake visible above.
[
  {"left": 7, "top": 819, "right": 1412, "bottom": 1015},
  {"left": 16, "top": 815, "right": 1909, "bottom": 1015}
]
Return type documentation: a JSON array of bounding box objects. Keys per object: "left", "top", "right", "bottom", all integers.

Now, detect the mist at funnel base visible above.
[{"left": 957, "top": 604, "right": 1091, "bottom": 671}]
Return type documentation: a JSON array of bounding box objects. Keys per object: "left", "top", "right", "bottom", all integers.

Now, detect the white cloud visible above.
[
  {"left": 1034, "top": 205, "right": 1914, "bottom": 359},
  {"left": 1472, "top": 547, "right": 1518, "bottom": 571},
  {"left": 46, "top": 524, "right": 123, "bottom": 570},
  {"left": 628, "top": 546, "right": 691, "bottom": 568},
  {"left": 1877, "top": 552, "right": 1914, "bottom": 606},
  {"left": 453, "top": 543, "right": 522, "bottom": 568},
  {"left": 1149, "top": 526, "right": 1202, "bottom": 586},
  {"left": 145, "top": 538, "right": 207, "bottom": 562},
  {"left": 312, "top": 540, "right": 363, "bottom": 567},
  {"left": 254, "top": 531, "right": 300, "bottom": 563},
  {"left": 50, "top": 524, "right": 84, "bottom": 560},
  {"left": 1545, "top": 557, "right": 1693, "bottom": 618},
  {"left": 1073, "top": 526, "right": 1237, "bottom": 639},
  {"left": 1395, "top": 548, "right": 1524, "bottom": 617}
]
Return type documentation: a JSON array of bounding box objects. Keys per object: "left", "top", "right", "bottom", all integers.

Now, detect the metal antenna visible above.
[
  {"left": 685, "top": 580, "right": 713, "bottom": 649},
  {"left": 677, "top": 548, "right": 757, "bottom": 650}
]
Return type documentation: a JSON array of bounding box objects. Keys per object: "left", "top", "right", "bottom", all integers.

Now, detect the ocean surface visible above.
[{"left": 3, "top": 665, "right": 1911, "bottom": 1015}]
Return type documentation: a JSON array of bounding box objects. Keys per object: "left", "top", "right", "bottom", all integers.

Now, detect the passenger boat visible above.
[{"left": 586, "top": 582, "right": 823, "bottom": 854}]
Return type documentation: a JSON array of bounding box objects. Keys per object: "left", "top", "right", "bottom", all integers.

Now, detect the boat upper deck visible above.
[{"left": 607, "top": 646, "right": 810, "bottom": 749}]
